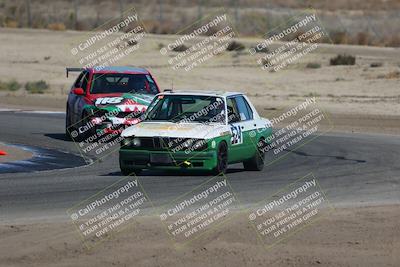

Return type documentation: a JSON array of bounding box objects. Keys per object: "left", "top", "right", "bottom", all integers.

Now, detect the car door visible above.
[
  {"left": 234, "top": 95, "right": 258, "bottom": 159},
  {"left": 227, "top": 96, "right": 255, "bottom": 162},
  {"left": 71, "top": 71, "right": 89, "bottom": 124}
]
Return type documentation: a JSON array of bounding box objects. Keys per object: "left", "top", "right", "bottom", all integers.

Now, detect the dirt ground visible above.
[
  {"left": 0, "top": 27, "right": 399, "bottom": 132},
  {"left": 0, "top": 28, "right": 399, "bottom": 116},
  {"left": 0, "top": 28, "right": 399, "bottom": 266},
  {"left": 0, "top": 206, "right": 398, "bottom": 267}
]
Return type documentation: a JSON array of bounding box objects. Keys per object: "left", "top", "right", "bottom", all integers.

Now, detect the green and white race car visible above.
[{"left": 119, "top": 91, "right": 272, "bottom": 175}]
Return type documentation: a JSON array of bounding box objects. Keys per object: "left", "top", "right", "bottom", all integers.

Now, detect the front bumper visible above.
[
  {"left": 92, "top": 116, "right": 141, "bottom": 135},
  {"left": 119, "top": 149, "right": 218, "bottom": 171}
]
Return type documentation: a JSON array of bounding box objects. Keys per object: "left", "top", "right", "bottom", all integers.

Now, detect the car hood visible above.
[
  {"left": 86, "top": 93, "right": 155, "bottom": 113},
  {"left": 121, "top": 121, "right": 229, "bottom": 139}
]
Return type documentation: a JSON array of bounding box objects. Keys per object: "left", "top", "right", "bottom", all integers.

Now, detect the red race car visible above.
[{"left": 65, "top": 66, "right": 160, "bottom": 141}]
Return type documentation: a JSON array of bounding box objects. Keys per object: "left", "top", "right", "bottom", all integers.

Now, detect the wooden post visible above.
[
  {"left": 158, "top": 0, "right": 163, "bottom": 23},
  {"left": 26, "top": 0, "right": 32, "bottom": 28},
  {"left": 73, "top": 0, "right": 78, "bottom": 30},
  {"left": 197, "top": 0, "right": 203, "bottom": 20},
  {"left": 119, "top": 0, "right": 124, "bottom": 23}
]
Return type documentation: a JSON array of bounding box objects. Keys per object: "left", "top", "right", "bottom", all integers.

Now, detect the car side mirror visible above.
[{"left": 72, "top": 88, "right": 85, "bottom": 95}]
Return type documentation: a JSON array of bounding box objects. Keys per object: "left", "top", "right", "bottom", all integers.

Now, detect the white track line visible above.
[
  {"left": 0, "top": 108, "right": 22, "bottom": 112},
  {"left": 0, "top": 108, "right": 65, "bottom": 114},
  {"left": 20, "top": 110, "right": 65, "bottom": 114}
]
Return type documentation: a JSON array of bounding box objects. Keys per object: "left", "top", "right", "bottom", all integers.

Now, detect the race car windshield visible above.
[
  {"left": 145, "top": 95, "right": 226, "bottom": 124},
  {"left": 90, "top": 73, "right": 158, "bottom": 95}
]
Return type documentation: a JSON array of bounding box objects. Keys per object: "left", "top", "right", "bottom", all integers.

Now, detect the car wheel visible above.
[
  {"left": 119, "top": 157, "right": 142, "bottom": 176},
  {"left": 65, "top": 107, "right": 74, "bottom": 140},
  {"left": 243, "top": 138, "right": 265, "bottom": 171},
  {"left": 213, "top": 141, "right": 228, "bottom": 175},
  {"left": 75, "top": 110, "right": 94, "bottom": 142},
  {"left": 120, "top": 168, "right": 142, "bottom": 176}
]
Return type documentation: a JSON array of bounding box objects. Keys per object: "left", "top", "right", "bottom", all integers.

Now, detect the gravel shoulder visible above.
[{"left": 0, "top": 206, "right": 398, "bottom": 267}]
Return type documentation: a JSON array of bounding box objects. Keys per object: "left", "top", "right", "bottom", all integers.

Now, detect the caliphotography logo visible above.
[
  {"left": 67, "top": 176, "right": 153, "bottom": 249},
  {"left": 158, "top": 174, "right": 241, "bottom": 247},
  {"left": 248, "top": 173, "right": 334, "bottom": 250},
  {"left": 0, "top": 1, "right": 399, "bottom": 266}
]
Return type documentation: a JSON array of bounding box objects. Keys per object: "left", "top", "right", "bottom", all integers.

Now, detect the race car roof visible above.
[
  {"left": 90, "top": 66, "right": 149, "bottom": 74},
  {"left": 160, "top": 90, "right": 243, "bottom": 97}
]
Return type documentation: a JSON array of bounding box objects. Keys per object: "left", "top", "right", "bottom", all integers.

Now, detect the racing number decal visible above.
[
  {"left": 95, "top": 97, "right": 123, "bottom": 105},
  {"left": 230, "top": 125, "right": 243, "bottom": 145}
]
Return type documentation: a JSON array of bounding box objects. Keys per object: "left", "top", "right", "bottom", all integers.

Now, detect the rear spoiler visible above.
[{"left": 66, "top": 67, "right": 84, "bottom": 78}]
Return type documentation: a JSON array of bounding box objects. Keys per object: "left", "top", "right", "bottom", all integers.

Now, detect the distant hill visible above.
[{"left": 0, "top": 0, "right": 399, "bottom": 47}]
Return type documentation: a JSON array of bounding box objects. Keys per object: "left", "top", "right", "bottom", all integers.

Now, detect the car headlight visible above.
[
  {"left": 182, "top": 139, "right": 194, "bottom": 148},
  {"left": 193, "top": 139, "right": 207, "bottom": 151},
  {"left": 121, "top": 137, "right": 141, "bottom": 147},
  {"left": 121, "top": 138, "right": 132, "bottom": 147},
  {"left": 132, "top": 137, "right": 141, "bottom": 147}
]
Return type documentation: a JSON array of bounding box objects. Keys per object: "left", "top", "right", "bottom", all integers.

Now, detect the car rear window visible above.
[{"left": 90, "top": 73, "right": 158, "bottom": 95}]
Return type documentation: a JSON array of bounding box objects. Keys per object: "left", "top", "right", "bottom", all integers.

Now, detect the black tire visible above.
[
  {"left": 243, "top": 138, "right": 265, "bottom": 171},
  {"left": 65, "top": 107, "right": 74, "bottom": 141},
  {"left": 213, "top": 141, "right": 228, "bottom": 175},
  {"left": 119, "top": 157, "right": 142, "bottom": 176},
  {"left": 120, "top": 168, "right": 142, "bottom": 176},
  {"left": 74, "top": 110, "right": 94, "bottom": 142},
  {"left": 65, "top": 109, "right": 87, "bottom": 142}
]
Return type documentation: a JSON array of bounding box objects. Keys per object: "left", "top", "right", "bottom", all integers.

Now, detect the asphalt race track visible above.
[{"left": 0, "top": 111, "right": 399, "bottom": 223}]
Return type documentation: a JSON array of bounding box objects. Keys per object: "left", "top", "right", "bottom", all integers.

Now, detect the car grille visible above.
[
  {"left": 115, "top": 111, "right": 143, "bottom": 119},
  {"left": 134, "top": 137, "right": 207, "bottom": 151}
]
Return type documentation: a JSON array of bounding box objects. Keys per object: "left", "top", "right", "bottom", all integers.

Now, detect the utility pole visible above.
[
  {"left": 232, "top": 0, "right": 239, "bottom": 29},
  {"left": 158, "top": 0, "right": 163, "bottom": 23},
  {"left": 119, "top": 0, "right": 124, "bottom": 23},
  {"left": 26, "top": 0, "right": 32, "bottom": 28},
  {"left": 73, "top": 0, "right": 79, "bottom": 30},
  {"left": 197, "top": 0, "right": 203, "bottom": 20}
]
